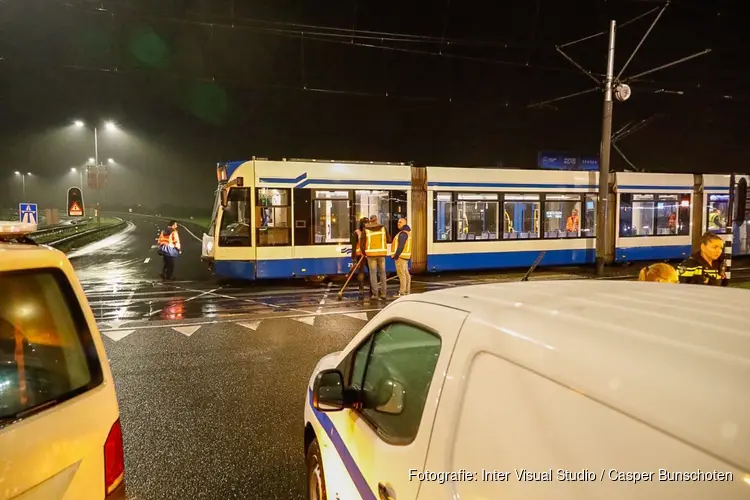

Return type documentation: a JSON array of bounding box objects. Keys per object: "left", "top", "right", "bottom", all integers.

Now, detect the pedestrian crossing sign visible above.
[{"left": 19, "top": 203, "right": 38, "bottom": 225}]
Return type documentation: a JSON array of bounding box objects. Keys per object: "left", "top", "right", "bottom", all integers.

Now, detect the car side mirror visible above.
[
  {"left": 312, "top": 369, "right": 346, "bottom": 412},
  {"left": 372, "top": 379, "right": 406, "bottom": 416}
]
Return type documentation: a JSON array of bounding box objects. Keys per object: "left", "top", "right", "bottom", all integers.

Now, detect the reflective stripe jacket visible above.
[
  {"left": 391, "top": 226, "right": 412, "bottom": 260},
  {"left": 157, "top": 228, "right": 181, "bottom": 250},
  {"left": 677, "top": 253, "right": 722, "bottom": 286},
  {"left": 363, "top": 223, "right": 389, "bottom": 257}
]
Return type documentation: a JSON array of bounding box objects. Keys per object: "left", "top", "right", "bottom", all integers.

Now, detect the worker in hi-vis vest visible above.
[
  {"left": 363, "top": 214, "right": 390, "bottom": 300},
  {"left": 391, "top": 217, "right": 412, "bottom": 296}
]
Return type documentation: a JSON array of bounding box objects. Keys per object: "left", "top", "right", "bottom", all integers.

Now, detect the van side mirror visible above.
[
  {"left": 736, "top": 178, "right": 747, "bottom": 225},
  {"left": 369, "top": 378, "right": 406, "bottom": 416},
  {"left": 312, "top": 369, "right": 346, "bottom": 412}
]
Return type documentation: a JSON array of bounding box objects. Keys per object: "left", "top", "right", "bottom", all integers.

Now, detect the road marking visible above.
[
  {"left": 316, "top": 282, "right": 333, "bottom": 314},
  {"left": 98, "top": 308, "right": 384, "bottom": 332},
  {"left": 173, "top": 325, "right": 201, "bottom": 336},
  {"left": 144, "top": 287, "right": 223, "bottom": 318},
  {"left": 102, "top": 329, "right": 136, "bottom": 341},
  {"left": 164, "top": 283, "right": 315, "bottom": 316},
  {"left": 237, "top": 321, "right": 262, "bottom": 331},
  {"left": 344, "top": 312, "right": 369, "bottom": 321},
  {"left": 144, "top": 258, "right": 150, "bottom": 264},
  {"left": 150, "top": 245, "right": 157, "bottom": 249},
  {"left": 293, "top": 316, "right": 316, "bottom": 326}
]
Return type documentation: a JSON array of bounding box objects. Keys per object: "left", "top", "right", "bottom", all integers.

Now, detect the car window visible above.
[
  {"left": 0, "top": 269, "right": 103, "bottom": 427},
  {"left": 350, "top": 322, "right": 441, "bottom": 445}
]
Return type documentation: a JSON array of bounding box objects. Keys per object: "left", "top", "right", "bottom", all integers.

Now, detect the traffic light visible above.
[{"left": 67, "top": 187, "right": 85, "bottom": 217}]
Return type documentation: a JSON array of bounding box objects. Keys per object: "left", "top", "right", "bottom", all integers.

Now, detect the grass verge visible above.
[{"left": 49, "top": 220, "right": 127, "bottom": 253}]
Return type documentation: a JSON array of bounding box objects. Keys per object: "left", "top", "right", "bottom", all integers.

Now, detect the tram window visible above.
[
  {"left": 654, "top": 194, "right": 690, "bottom": 236},
  {"left": 620, "top": 194, "right": 655, "bottom": 237},
  {"left": 293, "top": 188, "right": 313, "bottom": 245},
  {"left": 434, "top": 192, "right": 454, "bottom": 242},
  {"left": 218, "top": 187, "right": 251, "bottom": 247},
  {"left": 503, "top": 194, "right": 540, "bottom": 239},
  {"left": 457, "top": 193, "right": 499, "bottom": 240},
  {"left": 706, "top": 194, "right": 729, "bottom": 234},
  {"left": 314, "top": 191, "right": 351, "bottom": 244},
  {"left": 389, "top": 190, "right": 408, "bottom": 237},
  {"left": 355, "top": 190, "right": 389, "bottom": 227},
  {"left": 544, "top": 194, "right": 581, "bottom": 238},
  {"left": 256, "top": 188, "right": 291, "bottom": 246},
  {"left": 583, "top": 194, "right": 596, "bottom": 237}
]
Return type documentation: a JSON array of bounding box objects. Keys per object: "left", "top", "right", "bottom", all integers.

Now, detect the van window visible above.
[
  {"left": 349, "top": 322, "right": 441, "bottom": 445},
  {"left": 0, "top": 269, "right": 103, "bottom": 428}
]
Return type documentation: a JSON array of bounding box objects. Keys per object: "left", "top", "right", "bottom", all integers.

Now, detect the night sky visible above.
[{"left": 0, "top": 0, "right": 745, "bottom": 211}]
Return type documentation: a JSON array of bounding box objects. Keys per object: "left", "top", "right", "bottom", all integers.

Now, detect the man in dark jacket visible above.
[
  {"left": 350, "top": 217, "right": 369, "bottom": 300},
  {"left": 677, "top": 231, "right": 725, "bottom": 286}
]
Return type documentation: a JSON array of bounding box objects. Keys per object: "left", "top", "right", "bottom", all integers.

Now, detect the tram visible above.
[{"left": 200, "top": 158, "right": 741, "bottom": 281}]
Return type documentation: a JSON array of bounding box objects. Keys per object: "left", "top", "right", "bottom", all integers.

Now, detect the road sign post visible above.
[{"left": 19, "top": 203, "right": 38, "bottom": 225}]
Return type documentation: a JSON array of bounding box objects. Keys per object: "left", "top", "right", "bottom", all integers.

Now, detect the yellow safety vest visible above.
[
  {"left": 390, "top": 230, "right": 412, "bottom": 260},
  {"left": 365, "top": 226, "right": 387, "bottom": 257}
]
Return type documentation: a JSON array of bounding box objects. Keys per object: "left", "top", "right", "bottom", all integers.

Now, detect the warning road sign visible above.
[
  {"left": 67, "top": 187, "right": 85, "bottom": 217},
  {"left": 19, "top": 203, "right": 38, "bottom": 225}
]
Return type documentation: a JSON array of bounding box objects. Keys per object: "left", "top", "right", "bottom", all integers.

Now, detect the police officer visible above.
[{"left": 677, "top": 232, "right": 725, "bottom": 286}]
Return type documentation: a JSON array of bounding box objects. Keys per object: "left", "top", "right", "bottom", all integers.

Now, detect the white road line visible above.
[
  {"left": 316, "top": 282, "right": 333, "bottom": 314},
  {"left": 145, "top": 287, "right": 222, "bottom": 317},
  {"left": 100, "top": 307, "right": 384, "bottom": 332},
  {"left": 144, "top": 258, "right": 150, "bottom": 264},
  {"left": 164, "top": 283, "right": 315, "bottom": 316}
]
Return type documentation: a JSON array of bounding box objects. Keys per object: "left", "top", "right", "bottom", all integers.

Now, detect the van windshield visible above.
[{"left": 0, "top": 269, "right": 103, "bottom": 427}]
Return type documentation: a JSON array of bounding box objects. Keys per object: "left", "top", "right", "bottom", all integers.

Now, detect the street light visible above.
[
  {"left": 70, "top": 167, "right": 84, "bottom": 188},
  {"left": 107, "top": 158, "right": 114, "bottom": 164},
  {"left": 88, "top": 157, "right": 95, "bottom": 164},
  {"left": 14, "top": 171, "right": 31, "bottom": 199},
  {"left": 74, "top": 120, "right": 84, "bottom": 127},
  {"left": 105, "top": 121, "right": 117, "bottom": 131}
]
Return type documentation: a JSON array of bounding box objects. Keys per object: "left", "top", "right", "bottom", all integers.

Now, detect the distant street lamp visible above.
[
  {"left": 14, "top": 171, "right": 32, "bottom": 199},
  {"left": 73, "top": 120, "right": 118, "bottom": 167},
  {"left": 70, "top": 167, "right": 84, "bottom": 189}
]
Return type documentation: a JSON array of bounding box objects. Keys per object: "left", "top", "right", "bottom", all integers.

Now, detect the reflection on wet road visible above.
[{"left": 71, "top": 215, "right": 585, "bottom": 499}]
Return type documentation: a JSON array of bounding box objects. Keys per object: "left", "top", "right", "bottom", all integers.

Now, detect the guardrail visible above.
[
  {"left": 36, "top": 218, "right": 126, "bottom": 250},
  {"left": 32, "top": 221, "right": 92, "bottom": 240}
]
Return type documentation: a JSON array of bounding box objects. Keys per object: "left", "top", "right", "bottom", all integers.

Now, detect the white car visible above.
[
  {"left": 304, "top": 280, "right": 749, "bottom": 500},
  {"left": 0, "top": 222, "right": 125, "bottom": 499}
]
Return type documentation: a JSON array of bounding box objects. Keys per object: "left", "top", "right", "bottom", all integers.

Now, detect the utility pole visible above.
[
  {"left": 527, "top": 2, "right": 711, "bottom": 276},
  {"left": 596, "top": 21, "right": 616, "bottom": 276}
]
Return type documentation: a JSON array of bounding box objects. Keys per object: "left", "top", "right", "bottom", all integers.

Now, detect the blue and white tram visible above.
[
  {"left": 202, "top": 158, "right": 412, "bottom": 280},
  {"left": 426, "top": 166, "right": 599, "bottom": 271},
  {"left": 201, "top": 159, "right": 735, "bottom": 280}
]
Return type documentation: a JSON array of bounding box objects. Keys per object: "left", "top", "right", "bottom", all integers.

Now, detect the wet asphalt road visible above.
[{"left": 69, "top": 214, "right": 585, "bottom": 500}]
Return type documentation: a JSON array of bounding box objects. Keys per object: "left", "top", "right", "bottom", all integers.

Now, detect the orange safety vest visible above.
[
  {"left": 390, "top": 229, "right": 412, "bottom": 260},
  {"left": 354, "top": 229, "right": 363, "bottom": 256},
  {"left": 566, "top": 215, "right": 579, "bottom": 232},
  {"left": 158, "top": 229, "right": 180, "bottom": 249},
  {"left": 364, "top": 226, "right": 387, "bottom": 257}
]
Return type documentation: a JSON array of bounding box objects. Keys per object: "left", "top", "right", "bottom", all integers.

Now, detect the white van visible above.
[
  {"left": 304, "top": 280, "right": 749, "bottom": 500},
  {"left": 0, "top": 223, "right": 125, "bottom": 499}
]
